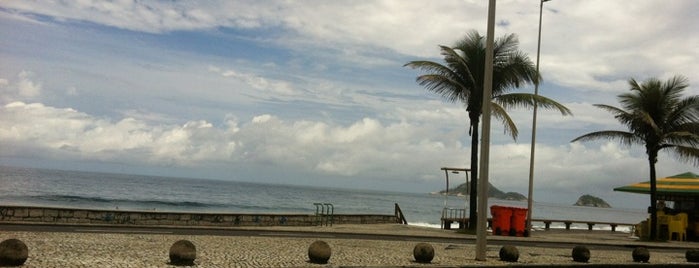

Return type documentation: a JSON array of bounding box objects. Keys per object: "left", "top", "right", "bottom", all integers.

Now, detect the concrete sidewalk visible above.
[
  {"left": 235, "top": 223, "right": 699, "bottom": 250},
  {"left": 2, "top": 223, "right": 698, "bottom": 267}
]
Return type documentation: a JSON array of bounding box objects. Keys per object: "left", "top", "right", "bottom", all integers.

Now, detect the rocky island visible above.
[
  {"left": 435, "top": 182, "right": 527, "bottom": 201},
  {"left": 574, "top": 194, "right": 611, "bottom": 208}
]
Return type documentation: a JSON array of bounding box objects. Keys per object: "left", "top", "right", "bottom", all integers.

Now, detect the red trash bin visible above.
[
  {"left": 490, "top": 205, "right": 513, "bottom": 236},
  {"left": 510, "top": 207, "right": 528, "bottom": 236}
]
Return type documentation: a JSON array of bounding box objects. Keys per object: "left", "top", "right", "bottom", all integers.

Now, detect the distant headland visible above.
[{"left": 432, "top": 182, "right": 527, "bottom": 201}]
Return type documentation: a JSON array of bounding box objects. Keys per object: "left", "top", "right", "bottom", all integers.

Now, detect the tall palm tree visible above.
[
  {"left": 571, "top": 75, "right": 699, "bottom": 240},
  {"left": 406, "top": 30, "right": 571, "bottom": 229}
]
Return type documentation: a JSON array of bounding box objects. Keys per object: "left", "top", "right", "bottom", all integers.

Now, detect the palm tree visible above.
[
  {"left": 405, "top": 30, "right": 571, "bottom": 229},
  {"left": 571, "top": 75, "right": 699, "bottom": 240}
]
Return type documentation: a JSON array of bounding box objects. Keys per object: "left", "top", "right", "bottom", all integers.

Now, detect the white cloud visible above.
[
  {"left": 0, "top": 97, "right": 695, "bottom": 209},
  {"left": 2, "top": 1, "right": 696, "bottom": 96},
  {"left": 522, "top": 1, "right": 698, "bottom": 94},
  {"left": 1, "top": 1, "right": 229, "bottom": 33},
  {"left": 0, "top": 71, "right": 42, "bottom": 103},
  {"left": 0, "top": 101, "right": 469, "bottom": 182},
  {"left": 16, "top": 71, "right": 41, "bottom": 97},
  {"left": 212, "top": 67, "right": 296, "bottom": 96},
  {"left": 0, "top": 102, "right": 237, "bottom": 166},
  {"left": 3, "top": 101, "right": 694, "bottom": 195}
]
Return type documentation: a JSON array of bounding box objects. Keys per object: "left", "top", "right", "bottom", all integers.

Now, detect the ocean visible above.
[{"left": 0, "top": 165, "right": 647, "bottom": 231}]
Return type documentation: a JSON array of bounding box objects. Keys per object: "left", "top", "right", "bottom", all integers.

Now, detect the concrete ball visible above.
[
  {"left": 413, "top": 243, "right": 434, "bottom": 263},
  {"left": 499, "top": 245, "right": 519, "bottom": 262},
  {"left": 169, "top": 240, "right": 196, "bottom": 266},
  {"left": 686, "top": 249, "right": 699, "bottom": 263},
  {"left": 571, "top": 245, "right": 590, "bottom": 263},
  {"left": 0, "top": 238, "right": 29, "bottom": 267},
  {"left": 308, "top": 240, "right": 331, "bottom": 264},
  {"left": 632, "top": 247, "right": 650, "bottom": 263}
]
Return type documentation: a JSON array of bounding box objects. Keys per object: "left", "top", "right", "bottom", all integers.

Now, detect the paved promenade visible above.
[{"left": 1, "top": 223, "right": 698, "bottom": 267}]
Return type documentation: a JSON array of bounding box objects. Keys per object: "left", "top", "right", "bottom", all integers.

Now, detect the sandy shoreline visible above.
[{"left": 1, "top": 224, "right": 697, "bottom": 267}]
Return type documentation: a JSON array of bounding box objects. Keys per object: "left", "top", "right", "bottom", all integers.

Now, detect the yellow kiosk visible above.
[{"left": 614, "top": 172, "right": 699, "bottom": 241}]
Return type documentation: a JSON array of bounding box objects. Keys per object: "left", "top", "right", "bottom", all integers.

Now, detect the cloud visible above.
[
  {"left": 1, "top": 1, "right": 238, "bottom": 33},
  {"left": 16, "top": 71, "right": 41, "bottom": 97},
  {"left": 2, "top": 101, "right": 694, "bottom": 197},
  {"left": 2, "top": 1, "right": 696, "bottom": 97},
  {"left": 0, "top": 102, "right": 461, "bottom": 179},
  {"left": 519, "top": 1, "right": 699, "bottom": 94},
  {"left": 210, "top": 66, "right": 297, "bottom": 96},
  {"left": 0, "top": 71, "right": 42, "bottom": 102},
  {"left": 0, "top": 102, "right": 237, "bottom": 166}
]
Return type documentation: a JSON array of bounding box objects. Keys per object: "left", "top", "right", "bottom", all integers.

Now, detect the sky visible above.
[{"left": 0, "top": 0, "right": 697, "bottom": 209}]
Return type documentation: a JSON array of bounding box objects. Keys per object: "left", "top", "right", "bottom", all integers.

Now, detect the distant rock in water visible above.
[
  {"left": 501, "top": 192, "right": 527, "bottom": 201},
  {"left": 574, "top": 194, "right": 611, "bottom": 208},
  {"left": 435, "top": 182, "right": 527, "bottom": 201}
]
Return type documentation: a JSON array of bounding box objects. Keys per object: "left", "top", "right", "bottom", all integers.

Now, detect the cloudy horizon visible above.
[{"left": 1, "top": 0, "right": 697, "bottom": 209}]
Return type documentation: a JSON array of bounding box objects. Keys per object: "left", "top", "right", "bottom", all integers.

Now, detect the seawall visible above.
[{"left": 0, "top": 205, "right": 400, "bottom": 227}]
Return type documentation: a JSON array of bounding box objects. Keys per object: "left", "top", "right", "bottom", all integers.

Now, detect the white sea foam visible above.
[
  {"left": 410, "top": 221, "right": 634, "bottom": 233},
  {"left": 408, "top": 222, "right": 442, "bottom": 229}
]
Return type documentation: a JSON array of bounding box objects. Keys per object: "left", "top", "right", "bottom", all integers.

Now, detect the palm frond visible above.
[
  {"left": 666, "top": 95, "right": 699, "bottom": 126},
  {"left": 405, "top": 59, "right": 468, "bottom": 103},
  {"left": 493, "top": 33, "right": 519, "bottom": 57},
  {"left": 662, "top": 75, "right": 689, "bottom": 99},
  {"left": 493, "top": 52, "right": 537, "bottom": 92},
  {"left": 404, "top": 60, "right": 455, "bottom": 76},
  {"left": 496, "top": 93, "right": 572, "bottom": 115},
  {"left": 414, "top": 74, "right": 464, "bottom": 103},
  {"left": 662, "top": 127, "right": 699, "bottom": 148},
  {"left": 593, "top": 104, "right": 626, "bottom": 115},
  {"left": 667, "top": 145, "right": 699, "bottom": 166},
  {"left": 635, "top": 111, "right": 661, "bottom": 137},
  {"left": 593, "top": 104, "right": 636, "bottom": 127},
  {"left": 672, "top": 122, "right": 699, "bottom": 136},
  {"left": 490, "top": 102, "right": 518, "bottom": 140},
  {"left": 439, "top": 45, "right": 477, "bottom": 87},
  {"left": 571, "top": 130, "right": 639, "bottom": 146}
]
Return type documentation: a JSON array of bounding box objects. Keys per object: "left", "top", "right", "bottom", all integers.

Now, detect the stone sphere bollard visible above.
[
  {"left": 0, "top": 238, "right": 29, "bottom": 267},
  {"left": 686, "top": 249, "right": 699, "bottom": 263},
  {"left": 499, "top": 245, "right": 519, "bottom": 262},
  {"left": 413, "top": 243, "right": 434, "bottom": 263},
  {"left": 308, "top": 240, "right": 331, "bottom": 264},
  {"left": 169, "top": 240, "right": 196, "bottom": 266},
  {"left": 571, "top": 245, "right": 590, "bottom": 263},
  {"left": 632, "top": 247, "right": 650, "bottom": 263}
]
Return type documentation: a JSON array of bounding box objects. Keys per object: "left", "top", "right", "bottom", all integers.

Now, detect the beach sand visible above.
[{"left": 1, "top": 224, "right": 696, "bottom": 267}]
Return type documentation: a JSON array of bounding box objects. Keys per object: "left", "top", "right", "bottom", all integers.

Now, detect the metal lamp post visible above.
[
  {"left": 476, "top": 0, "right": 496, "bottom": 261},
  {"left": 526, "top": 0, "right": 551, "bottom": 236}
]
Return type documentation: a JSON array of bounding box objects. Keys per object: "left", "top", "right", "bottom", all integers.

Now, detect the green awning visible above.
[{"left": 614, "top": 172, "right": 699, "bottom": 196}]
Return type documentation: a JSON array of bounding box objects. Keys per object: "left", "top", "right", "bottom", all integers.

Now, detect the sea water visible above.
[{"left": 0, "top": 166, "right": 647, "bottom": 231}]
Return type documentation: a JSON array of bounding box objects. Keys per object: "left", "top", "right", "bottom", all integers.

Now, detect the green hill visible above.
[{"left": 438, "top": 182, "right": 527, "bottom": 201}]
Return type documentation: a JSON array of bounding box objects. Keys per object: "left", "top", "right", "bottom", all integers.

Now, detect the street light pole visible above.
[
  {"left": 476, "top": 0, "right": 496, "bottom": 261},
  {"left": 526, "top": 0, "right": 551, "bottom": 236}
]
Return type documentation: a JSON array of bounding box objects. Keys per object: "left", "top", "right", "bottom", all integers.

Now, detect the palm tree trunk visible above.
[
  {"left": 648, "top": 151, "right": 658, "bottom": 240},
  {"left": 468, "top": 114, "right": 480, "bottom": 230}
]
